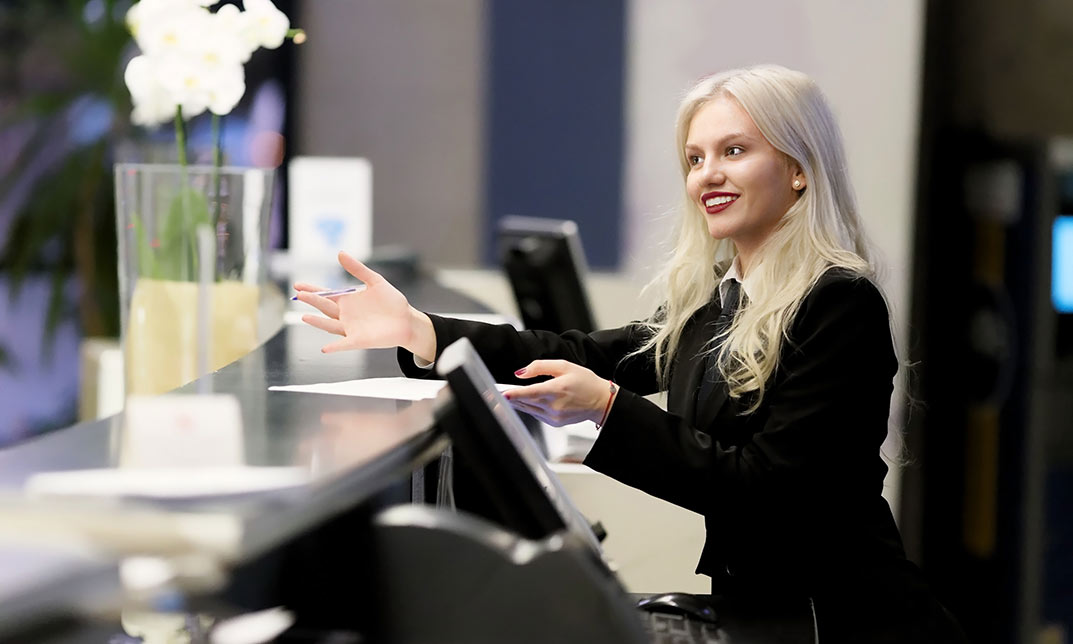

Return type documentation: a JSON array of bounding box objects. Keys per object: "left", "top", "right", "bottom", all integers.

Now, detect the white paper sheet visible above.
[
  {"left": 269, "top": 377, "right": 516, "bottom": 401},
  {"left": 25, "top": 467, "right": 310, "bottom": 500}
]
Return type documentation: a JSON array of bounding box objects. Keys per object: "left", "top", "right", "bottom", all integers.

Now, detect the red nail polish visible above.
[{"left": 514, "top": 368, "right": 525, "bottom": 376}]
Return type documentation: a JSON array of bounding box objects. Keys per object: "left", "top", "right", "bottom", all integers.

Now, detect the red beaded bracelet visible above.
[{"left": 595, "top": 380, "right": 618, "bottom": 429}]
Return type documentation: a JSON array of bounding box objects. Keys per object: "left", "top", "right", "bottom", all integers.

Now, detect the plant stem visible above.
[
  {"left": 211, "top": 113, "right": 222, "bottom": 279},
  {"left": 212, "top": 113, "right": 221, "bottom": 170},
  {"left": 175, "top": 106, "right": 187, "bottom": 167},
  {"left": 175, "top": 105, "right": 194, "bottom": 280}
]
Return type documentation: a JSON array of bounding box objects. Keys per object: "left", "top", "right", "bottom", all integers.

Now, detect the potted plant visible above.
[{"left": 115, "top": 0, "right": 303, "bottom": 396}]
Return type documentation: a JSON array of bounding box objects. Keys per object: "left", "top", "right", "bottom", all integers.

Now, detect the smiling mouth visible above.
[{"left": 701, "top": 192, "right": 739, "bottom": 214}]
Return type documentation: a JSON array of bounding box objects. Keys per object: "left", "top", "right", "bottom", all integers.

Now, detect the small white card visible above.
[
  {"left": 122, "top": 394, "right": 244, "bottom": 468},
  {"left": 288, "top": 156, "right": 373, "bottom": 263}
]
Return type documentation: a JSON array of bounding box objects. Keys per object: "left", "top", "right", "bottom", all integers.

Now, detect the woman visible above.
[{"left": 296, "top": 65, "right": 963, "bottom": 642}]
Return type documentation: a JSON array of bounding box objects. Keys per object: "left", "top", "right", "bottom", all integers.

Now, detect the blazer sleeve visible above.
[
  {"left": 583, "top": 275, "right": 898, "bottom": 517},
  {"left": 397, "top": 314, "right": 661, "bottom": 396}
]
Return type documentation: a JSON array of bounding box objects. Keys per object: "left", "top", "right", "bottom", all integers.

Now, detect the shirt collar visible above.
[{"left": 718, "top": 256, "right": 754, "bottom": 304}]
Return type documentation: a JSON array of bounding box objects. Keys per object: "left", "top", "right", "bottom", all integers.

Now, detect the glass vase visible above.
[{"left": 114, "top": 163, "right": 273, "bottom": 397}]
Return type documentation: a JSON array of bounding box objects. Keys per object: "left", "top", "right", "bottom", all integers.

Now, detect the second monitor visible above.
[{"left": 498, "top": 216, "right": 597, "bottom": 334}]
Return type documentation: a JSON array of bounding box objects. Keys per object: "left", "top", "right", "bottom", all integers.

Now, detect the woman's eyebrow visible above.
[{"left": 685, "top": 131, "right": 752, "bottom": 150}]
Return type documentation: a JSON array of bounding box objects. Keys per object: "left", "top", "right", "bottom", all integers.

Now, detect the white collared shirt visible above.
[{"left": 718, "top": 256, "right": 754, "bottom": 306}]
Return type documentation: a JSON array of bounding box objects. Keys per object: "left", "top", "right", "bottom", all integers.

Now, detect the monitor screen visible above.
[
  {"left": 498, "top": 216, "right": 597, "bottom": 334},
  {"left": 1054, "top": 216, "right": 1073, "bottom": 313},
  {"left": 434, "top": 337, "right": 603, "bottom": 554}
]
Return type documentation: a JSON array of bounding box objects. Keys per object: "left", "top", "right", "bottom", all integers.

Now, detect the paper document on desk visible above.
[
  {"left": 269, "top": 377, "right": 516, "bottom": 401},
  {"left": 25, "top": 466, "right": 310, "bottom": 501}
]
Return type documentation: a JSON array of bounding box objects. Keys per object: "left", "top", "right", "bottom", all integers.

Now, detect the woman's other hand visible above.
[
  {"left": 504, "top": 360, "right": 617, "bottom": 427},
  {"left": 293, "top": 251, "right": 436, "bottom": 361}
]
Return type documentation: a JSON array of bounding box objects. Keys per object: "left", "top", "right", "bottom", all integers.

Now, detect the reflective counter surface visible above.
[{"left": 0, "top": 273, "right": 489, "bottom": 563}]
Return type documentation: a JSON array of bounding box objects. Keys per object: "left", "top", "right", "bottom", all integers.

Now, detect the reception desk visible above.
[
  {"left": 0, "top": 270, "right": 481, "bottom": 635},
  {"left": 0, "top": 273, "right": 477, "bottom": 536},
  {"left": 0, "top": 269, "right": 814, "bottom": 643}
]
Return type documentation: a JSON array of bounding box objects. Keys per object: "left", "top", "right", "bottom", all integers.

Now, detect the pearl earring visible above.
[{"left": 793, "top": 180, "right": 802, "bottom": 189}]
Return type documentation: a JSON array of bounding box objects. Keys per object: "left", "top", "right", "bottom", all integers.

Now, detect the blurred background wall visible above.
[{"left": 293, "top": 0, "right": 486, "bottom": 267}]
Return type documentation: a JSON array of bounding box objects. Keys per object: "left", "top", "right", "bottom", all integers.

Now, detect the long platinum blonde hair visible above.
[{"left": 637, "top": 65, "right": 881, "bottom": 412}]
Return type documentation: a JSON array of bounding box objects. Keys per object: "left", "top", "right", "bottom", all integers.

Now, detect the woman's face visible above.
[{"left": 684, "top": 95, "right": 804, "bottom": 265}]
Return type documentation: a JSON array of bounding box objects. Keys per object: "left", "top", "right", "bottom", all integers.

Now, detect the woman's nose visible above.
[{"left": 699, "top": 160, "right": 726, "bottom": 185}]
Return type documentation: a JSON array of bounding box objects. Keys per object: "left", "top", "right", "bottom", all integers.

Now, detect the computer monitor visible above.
[
  {"left": 434, "top": 337, "right": 603, "bottom": 555},
  {"left": 395, "top": 340, "right": 734, "bottom": 642},
  {"left": 498, "top": 216, "right": 597, "bottom": 334}
]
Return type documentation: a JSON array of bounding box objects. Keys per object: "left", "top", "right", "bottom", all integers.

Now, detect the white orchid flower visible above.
[
  {"left": 176, "top": 7, "right": 250, "bottom": 115},
  {"left": 207, "top": 4, "right": 254, "bottom": 64},
  {"left": 135, "top": 5, "right": 210, "bottom": 59},
  {"left": 240, "top": 0, "right": 290, "bottom": 50},
  {"left": 205, "top": 63, "right": 246, "bottom": 115},
  {"left": 125, "top": 0, "right": 172, "bottom": 37},
  {"left": 156, "top": 55, "right": 212, "bottom": 119},
  {"left": 123, "top": 0, "right": 295, "bottom": 125},
  {"left": 127, "top": 0, "right": 203, "bottom": 55},
  {"left": 124, "top": 55, "right": 177, "bottom": 126}
]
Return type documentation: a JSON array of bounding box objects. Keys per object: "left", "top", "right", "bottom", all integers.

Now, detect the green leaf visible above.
[
  {"left": 0, "top": 0, "right": 126, "bottom": 372},
  {"left": 42, "top": 264, "right": 74, "bottom": 362},
  {"left": 0, "top": 135, "right": 92, "bottom": 296},
  {"left": 157, "top": 188, "right": 210, "bottom": 281},
  {"left": 0, "top": 117, "right": 65, "bottom": 204}
]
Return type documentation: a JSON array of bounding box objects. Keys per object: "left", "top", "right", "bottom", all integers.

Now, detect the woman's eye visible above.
[
  {"left": 688, "top": 154, "right": 702, "bottom": 167},
  {"left": 726, "top": 146, "right": 744, "bottom": 157}
]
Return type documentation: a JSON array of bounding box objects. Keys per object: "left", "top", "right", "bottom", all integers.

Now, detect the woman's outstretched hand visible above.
[
  {"left": 504, "top": 360, "right": 617, "bottom": 427},
  {"left": 293, "top": 251, "right": 436, "bottom": 361}
]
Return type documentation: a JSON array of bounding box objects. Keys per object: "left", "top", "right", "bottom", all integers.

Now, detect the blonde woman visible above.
[{"left": 296, "top": 65, "right": 964, "bottom": 642}]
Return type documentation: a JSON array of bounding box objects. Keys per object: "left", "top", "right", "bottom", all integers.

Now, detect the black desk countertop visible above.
[{"left": 0, "top": 272, "right": 489, "bottom": 563}]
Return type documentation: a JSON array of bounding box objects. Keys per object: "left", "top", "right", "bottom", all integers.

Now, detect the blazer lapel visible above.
[
  {"left": 693, "top": 288, "right": 740, "bottom": 430},
  {"left": 696, "top": 377, "right": 731, "bottom": 430},
  {"left": 677, "top": 298, "right": 736, "bottom": 430},
  {"left": 680, "top": 345, "right": 709, "bottom": 424},
  {"left": 669, "top": 301, "right": 717, "bottom": 423}
]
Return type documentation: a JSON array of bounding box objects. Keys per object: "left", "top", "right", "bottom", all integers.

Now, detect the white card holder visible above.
[
  {"left": 288, "top": 156, "right": 373, "bottom": 264},
  {"left": 122, "top": 394, "right": 245, "bottom": 468}
]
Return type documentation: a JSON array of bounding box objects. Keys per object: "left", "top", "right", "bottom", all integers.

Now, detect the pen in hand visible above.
[{"left": 291, "top": 286, "right": 366, "bottom": 301}]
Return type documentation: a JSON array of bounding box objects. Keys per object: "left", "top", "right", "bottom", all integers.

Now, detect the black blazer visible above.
[{"left": 400, "top": 269, "right": 963, "bottom": 641}]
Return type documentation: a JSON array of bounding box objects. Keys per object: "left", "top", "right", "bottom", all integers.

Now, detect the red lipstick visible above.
[{"left": 700, "top": 191, "right": 739, "bottom": 214}]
